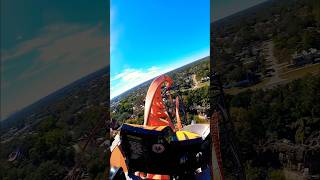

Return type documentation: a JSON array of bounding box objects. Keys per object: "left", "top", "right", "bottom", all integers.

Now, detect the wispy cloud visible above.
[
  {"left": 2, "top": 23, "right": 106, "bottom": 63},
  {"left": 111, "top": 49, "right": 209, "bottom": 99},
  {"left": 111, "top": 66, "right": 162, "bottom": 98},
  {"left": 1, "top": 24, "right": 88, "bottom": 62},
  {"left": 1, "top": 22, "right": 107, "bottom": 120}
]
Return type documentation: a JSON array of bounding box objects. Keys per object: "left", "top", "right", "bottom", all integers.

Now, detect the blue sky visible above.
[
  {"left": 1, "top": 0, "right": 108, "bottom": 120},
  {"left": 1, "top": 0, "right": 268, "bottom": 119},
  {"left": 111, "top": 0, "right": 210, "bottom": 98},
  {"left": 110, "top": 0, "right": 267, "bottom": 99}
]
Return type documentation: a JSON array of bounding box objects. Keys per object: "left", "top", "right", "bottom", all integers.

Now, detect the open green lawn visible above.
[
  {"left": 225, "top": 64, "right": 320, "bottom": 95},
  {"left": 280, "top": 64, "right": 320, "bottom": 80},
  {"left": 225, "top": 78, "right": 270, "bottom": 95},
  {"left": 198, "top": 81, "right": 209, "bottom": 88}
]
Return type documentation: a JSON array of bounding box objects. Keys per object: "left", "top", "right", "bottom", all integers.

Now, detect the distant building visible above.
[
  {"left": 200, "top": 76, "right": 210, "bottom": 83},
  {"left": 291, "top": 48, "right": 320, "bottom": 67}
]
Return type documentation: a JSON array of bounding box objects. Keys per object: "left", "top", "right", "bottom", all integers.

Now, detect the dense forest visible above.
[
  {"left": 0, "top": 71, "right": 110, "bottom": 180},
  {"left": 226, "top": 75, "right": 320, "bottom": 179},
  {"left": 212, "top": 0, "right": 320, "bottom": 86},
  {"left": 211, "top": 0, "right": 320, "bottom": 179},
  {"left": 1, "top": 0, "right": 319, "bottom": 179},
  {"left": 111, "top": 57, "right": 210, "bottom": 126}
]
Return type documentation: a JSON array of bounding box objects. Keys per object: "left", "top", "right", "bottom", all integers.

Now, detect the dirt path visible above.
[
  {"left": 264, "top": 40, "right": 287, "bottom": 88},
  {"left": 283, "top": 169, "right": 306, "bottom": 180},
  {"left": 192, "top": 74, "right": 200, "bottom": 89}
]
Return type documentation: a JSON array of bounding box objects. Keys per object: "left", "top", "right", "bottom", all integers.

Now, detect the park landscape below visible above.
[
  {"left": 211, "top": 0, "right": 320, "bottom": 179},
  {"left": 0, "top": 0, "right": 320, "bottom": 179}
]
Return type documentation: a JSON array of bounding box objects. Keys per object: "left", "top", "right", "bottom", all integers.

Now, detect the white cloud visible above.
[
  {"left": 11, "top": 23, "right": 107, "bottom": 81},
  {"left": 1, "top": 23, "right": 107, "bottom": 120},
  {"left": 110, "top": 49, "right": 209, "bottom": 99},
  {"left": 1, "top": 23, "right": 88, "bottom": 62},
  {"left": 111, "top": 67, "right": 164, "bottom": 98}
]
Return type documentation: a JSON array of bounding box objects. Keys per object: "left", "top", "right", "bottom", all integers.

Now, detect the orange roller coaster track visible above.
[{"left": 110, "top": 74, "right": 224, "bottom": 179}]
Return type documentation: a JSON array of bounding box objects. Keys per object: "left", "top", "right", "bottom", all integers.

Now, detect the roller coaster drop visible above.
[{"left": 110, "top": 75, "right": 225, "bottom": 179}]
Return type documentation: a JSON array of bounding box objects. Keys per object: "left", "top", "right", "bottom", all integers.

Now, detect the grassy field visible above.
[
  {"left": 280, "top": 63, "right": 320, "bottom": 81},
  {"left": 225, "top": 63, "right": 320, "bottom": 95},
  {"left": 198, "top": 81, "right": 209, "bottom": 88},
  {"left": 224, "top": 78, "right": 270, "bottom": 95}
]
